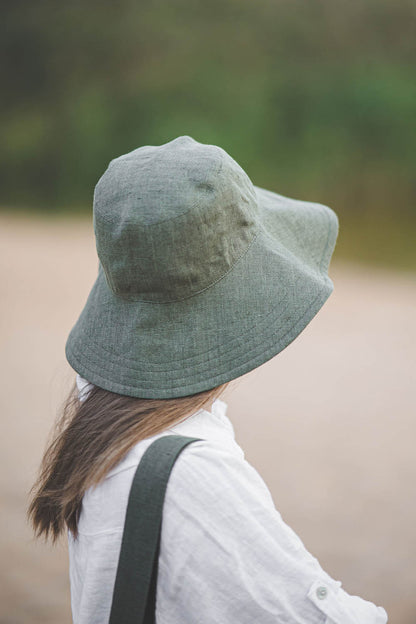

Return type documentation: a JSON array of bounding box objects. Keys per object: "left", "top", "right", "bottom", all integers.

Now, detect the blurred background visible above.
[{"left": 1, "top": 0, "right": 415, "bottom": 622}]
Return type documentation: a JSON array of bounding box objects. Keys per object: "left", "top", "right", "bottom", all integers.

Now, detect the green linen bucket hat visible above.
[{"left": 65, "top": 135, "right": 338, "bottom": 399}]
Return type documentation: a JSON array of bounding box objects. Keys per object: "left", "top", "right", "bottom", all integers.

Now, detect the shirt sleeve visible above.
[{"left": 157, "top": 439, "right": 388, "bottom": 624}]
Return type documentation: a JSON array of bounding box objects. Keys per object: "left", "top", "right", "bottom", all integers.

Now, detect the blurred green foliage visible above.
[{"left": 1, "top": 0, "right": 415, "bottom": 267}]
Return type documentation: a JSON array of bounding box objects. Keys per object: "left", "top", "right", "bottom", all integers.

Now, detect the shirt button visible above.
[{"left": 316, "top": 586, "right": 328, "bottom": 600}]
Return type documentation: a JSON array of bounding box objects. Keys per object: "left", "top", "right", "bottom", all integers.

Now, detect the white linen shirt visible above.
[{"left": 68, "top": 377, "right": 388, "bottom": 623}]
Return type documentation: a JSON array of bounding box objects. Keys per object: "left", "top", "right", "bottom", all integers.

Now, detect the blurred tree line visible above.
[{"left": 1, "top": 0, "right": 415, "bottom": 267}]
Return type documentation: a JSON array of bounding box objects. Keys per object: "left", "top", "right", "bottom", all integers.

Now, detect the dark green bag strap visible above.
[{"left": 109, "top": 434, "right": 203, "bottom": 624}]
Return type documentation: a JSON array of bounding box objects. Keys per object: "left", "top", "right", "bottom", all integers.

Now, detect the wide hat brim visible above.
[{"left": 65, "top": 185, "right": 338, "bottom": 398}]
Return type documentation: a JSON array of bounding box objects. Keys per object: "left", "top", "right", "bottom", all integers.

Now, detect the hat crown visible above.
[{"left": 93, "top": 136, "right": 259, "bottom": 302}]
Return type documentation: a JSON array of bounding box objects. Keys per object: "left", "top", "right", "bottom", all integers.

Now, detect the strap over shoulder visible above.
[{"left": 109, "top": 434, "right": 203, "bottom": 624}]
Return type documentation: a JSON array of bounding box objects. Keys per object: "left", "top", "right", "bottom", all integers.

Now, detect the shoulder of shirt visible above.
[
  {"left": 172, "top": 436, "right": 247, "bottom": 473},
  {"left": 165, "top": 437, "right": 277, "bottom": 511},
  {"left": 105, "top": 435, "right": 269, "bottom": 500},
  {"left": 103, "top": 400, "right": 242, "bottom": 481}
]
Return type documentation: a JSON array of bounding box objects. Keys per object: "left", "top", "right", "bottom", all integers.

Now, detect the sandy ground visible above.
[{"left": 1, "top": 213, "right": 415, "bottom": 623}]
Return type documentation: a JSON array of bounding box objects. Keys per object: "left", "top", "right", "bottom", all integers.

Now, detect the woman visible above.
[{"left": 28, "top": 136, "right": 388, "bottom": 623}]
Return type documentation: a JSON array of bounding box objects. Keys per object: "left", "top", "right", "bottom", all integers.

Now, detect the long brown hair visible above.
[{"left": 28, "top": 378, "right": 230, "bottom": 543}]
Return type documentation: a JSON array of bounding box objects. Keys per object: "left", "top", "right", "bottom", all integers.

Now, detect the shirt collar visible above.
[{"left": 166, "top": 397, "right": 237, "bottom": 446}]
